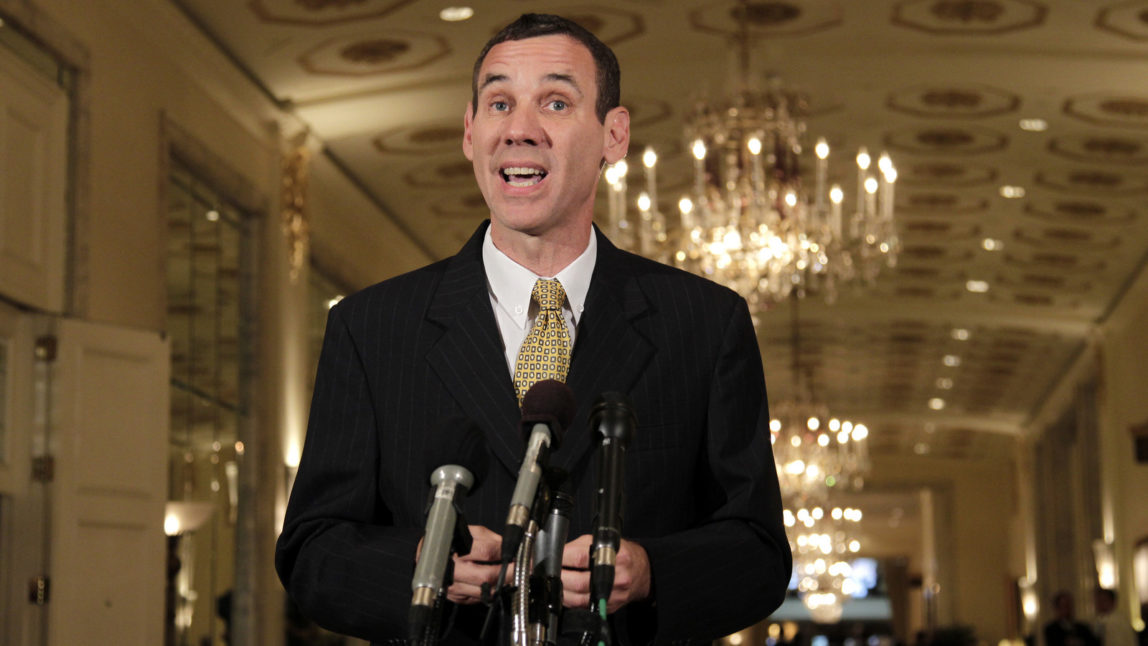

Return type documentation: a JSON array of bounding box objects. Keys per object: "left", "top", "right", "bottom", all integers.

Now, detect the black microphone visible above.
[
  {"left": 409, "top": 419, "right": 489, "bottom": 644},
  {"left": 533, "top": 471, "right": 573, "bottom": 645},
  {"left": 588, "top": 392, "right": 637, "bottom": 613},
  {"left": 501, "top": 379, "right": 576, "bottom": 563}
]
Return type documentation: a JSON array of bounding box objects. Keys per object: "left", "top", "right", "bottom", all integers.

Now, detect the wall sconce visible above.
[
  {"left": 1093, "top": 539, "right": 1117, "bottom": 588},
  {"left": 1019, "top": 578, "right": 1039, "bottom": 623},
  {"left": 164, "top": 501, "right": 215, "bottom": 536}
]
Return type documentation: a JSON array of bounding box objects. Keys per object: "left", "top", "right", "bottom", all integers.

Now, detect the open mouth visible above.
[{"left": 500, "top": 166, "right": 548, "bottom": 188}]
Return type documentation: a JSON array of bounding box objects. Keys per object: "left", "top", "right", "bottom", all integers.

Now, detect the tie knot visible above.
[{"left": 532, "top": 279, "right": 565, "bottom": 311}]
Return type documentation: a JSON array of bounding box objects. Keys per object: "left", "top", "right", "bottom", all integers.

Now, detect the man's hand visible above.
[
  {"left": 417, "top": 525, "right": 505, "bottom": 605},
  {"left": 559, "top": 535, "right": 651, "bottom": 614}
]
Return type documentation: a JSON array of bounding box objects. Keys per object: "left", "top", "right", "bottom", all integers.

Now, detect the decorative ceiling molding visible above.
[
  {"left": 1095, "top": 0, "right": 1148, "bottom": 41},
  {"left": 298, "top": 30, "right": 449, "bottom": 76},
  {"left": 1024, "top": 199, "right": 1138, "bottom": 227},
  {"left": 885, "top": 126, "right": 1008, "bottom": 154},
  {"left": 558, "top": 5, "right": 646, "bottom": 47},
  {"left": 1048, "top": 135, "right": 1148, "bottom": 164},
  {"left": 1064, "top": 93, "right": 1148, "bottom": 128},
  {"left": 689, "top": 0, "right": 843, "bottom": 38},
  {"left": 373, "top": 121, "right": 463, "bottom": 155},
  {"left": 1034, "top": 169, "right": 1148, "bottom": 194},
  {"left": 887, "top": 84, "right": 1020, "bottom": 118},
  {"left": 898, "top": 161, "right": 998, "bottom": 187},
  {"left": 248, "top": 0, "right": 415, "bottom": 26},
  {"left": 891, "top": 0, "right": 1048, "bottom": 35}
]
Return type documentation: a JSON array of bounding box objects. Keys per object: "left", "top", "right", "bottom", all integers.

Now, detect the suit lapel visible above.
[
  {"left": 425, "top": 222, "right": 523, "bottom": 476},
  {"left": 554, "top": 228, "right": 655, "bottom": 475}
]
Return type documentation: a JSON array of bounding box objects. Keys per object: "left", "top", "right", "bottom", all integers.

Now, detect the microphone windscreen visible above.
[
  {"left": 520, "top": 379, "right": 576, "bottom": 448},
  {"left": 590, "top": 391, "right": 637, "bottom": 444},
  {"left": 425, "top": 417, "right": 489, "bottom": 489}
]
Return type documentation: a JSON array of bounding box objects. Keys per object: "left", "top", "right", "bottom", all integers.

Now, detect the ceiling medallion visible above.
[
  {"left": 295, "top": 0, "right": 367, "bottom": 10},
  {"left": 733, "top": 1, "right": 803, "bottom": 25},
  {"left": 900, "top": 161, "right": 997, "bottom": 187},
  {"left": 930, "top": 0, "right": 1005, "bottom": 23},
  {"left": 892, "top": 0, "right": 1045, "bottom": 34},
  {"left": 1100, "top": 98, "right": 1148, "bottom": 118},
  {"left": 340, "top": 39, "right": 410, "bottom": 65},
  {"left": 922, "top": 89, "right": 982, "bottom": 108},
  {"left": 1096, "top": 2, "right": 1148, "bottom": 41},
  {"left": 887, "top": 126, "right": 1007, "bottom": 154},
  {"left": 566, "top": 14, "right": 606, "bottom": 35},
  {"left": 1064, "top": 93, "right": 1148, "bottom": 127}
]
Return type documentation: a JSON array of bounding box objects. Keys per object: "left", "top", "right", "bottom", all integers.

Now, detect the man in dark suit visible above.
[
  {"left": 1045, "top": 591, "right": 1100, "bottom": 646},
  {"left": 275, "top": 13, "right": 791, "bottom": 645}
]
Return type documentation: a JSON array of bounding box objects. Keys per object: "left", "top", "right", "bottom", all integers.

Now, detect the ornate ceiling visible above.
[{"left": 170, "top": 0, "right": 1147, "bottom": 478}]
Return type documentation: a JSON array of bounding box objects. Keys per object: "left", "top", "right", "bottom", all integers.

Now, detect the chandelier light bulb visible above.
[
  {"left": 883, "top": 166, "right": 898, "bottom": 183},
  {"left": 829, "top": 185, "right": 844, "bottom": 204},
  {"left": 856, "top": 148, "right": 871, "bottom": 170},
  {"left": 864, "top": 177, "right": 879, "bottom": 194},
  {"left": 785, "top": 191, "right": 798, "bottom": 208},
  {"left": 748, "top": 137, "right": 763, "bottom": 155},
  {"left": 678, "top": 197, "right": 694, "bottom": 215},
  {"left": 643, "top": 147, "right": 657, "bottom": 168},
  {"left": 637, "top": 192, "right": 652, "bottom": 212},
  {"left": 852, "top": 424, "right": 868, "bottom": 440},
  {"left": 817, "top": 434, "right": 830, "bottom": 447},
  {"left": 815, "top": 138, "right": 829, "bottom": 160},
  {"left": 604, "top": 165, "right": 619, "bottom": 186},
  {"left": 828, "top": 418, "right": 841, "bottom": 431},
  {"left": 615, "top": 159, "right": 628, "bottom": 178},
  {"left": 807, "top": 416, "right": 820, "bottom": 431},
  {"left": 878, "top": 152, "right": 893, "bottom": 174},
  {"left": 692, "top": 139, "right": 707, "bottom": 161}
]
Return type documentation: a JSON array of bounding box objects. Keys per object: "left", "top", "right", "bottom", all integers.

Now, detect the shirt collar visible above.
[{"left": 483, "top": 226, "right": 596, "bottom": 329}]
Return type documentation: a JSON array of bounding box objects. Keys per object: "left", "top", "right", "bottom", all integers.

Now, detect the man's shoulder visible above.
[{"left": 329, "top": 255, "right": 458, "bottom": 323}]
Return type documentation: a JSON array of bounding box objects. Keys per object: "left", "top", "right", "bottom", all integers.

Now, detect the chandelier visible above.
[
  {"left": 602, "top": 3, "right": 899, "bottom": 309},
  {"left": 784, "top": 504, "right": 864, "bottom": 624},
  {"left": 769, "top": 299, "right": 871, "bottom": 621}
]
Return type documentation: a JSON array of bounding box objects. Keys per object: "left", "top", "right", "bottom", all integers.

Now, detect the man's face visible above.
[{"left": 463, "top": 34, "right": 628, "bottom": 241}]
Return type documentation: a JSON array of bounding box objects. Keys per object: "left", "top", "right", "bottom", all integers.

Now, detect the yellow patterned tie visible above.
[{"left": 514, "top": 279, "right": 572, "bottom": 406}]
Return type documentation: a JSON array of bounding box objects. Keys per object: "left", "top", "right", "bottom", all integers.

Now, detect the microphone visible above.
[
  {"left": 501, "top": 379, "right": 576, "bottom": 563},
  {"left": 533, "top": 471, "right": 573, "bottom": 645},
  {"left": 409, "top": 419, "right": 489, "bottom": 644},
  {"left": 588, "top": 392, "right": 637, "bottom": 613}
]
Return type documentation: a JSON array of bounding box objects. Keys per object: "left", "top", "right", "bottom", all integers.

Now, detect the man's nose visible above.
[{"left": 503, "top": 108, "right": 544, "bottom": 146}]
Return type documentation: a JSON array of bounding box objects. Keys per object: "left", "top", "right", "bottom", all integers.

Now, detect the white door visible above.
[
  {"left": 45, "top": 318, "right": 169, "bottom": 646},
  {"left": 0, "top": 302, "right": 43, "bottom": 646},
  {"left": 0, "top": 45, "right": 68, "bottom": 313}
]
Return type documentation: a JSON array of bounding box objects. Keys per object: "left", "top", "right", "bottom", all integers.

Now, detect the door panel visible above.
[
  {"left": 47, "top": 318, "right": 169, "bottom": 646},
  {"left": 0, "top": 46, "right": 68, "bottom": 313}
]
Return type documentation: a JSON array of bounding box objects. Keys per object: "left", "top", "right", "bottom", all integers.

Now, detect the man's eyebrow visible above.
[
  {"left": 477, "top": 72, "right": 584, "bottom": 97},
  {"left": 479, "top": 73, "right": 509, "bottom": 93},
  {"left": 544, "top": 73, "right": 582, "bottom": 95}
]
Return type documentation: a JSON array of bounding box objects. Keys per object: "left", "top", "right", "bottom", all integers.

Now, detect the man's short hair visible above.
[{"left": 471, "top": 13, "right": 621, "bottom": 123}]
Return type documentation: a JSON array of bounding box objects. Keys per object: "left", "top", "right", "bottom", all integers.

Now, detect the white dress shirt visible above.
[{"left": 482, "top": 226, "right": 596, "bottom": 378}]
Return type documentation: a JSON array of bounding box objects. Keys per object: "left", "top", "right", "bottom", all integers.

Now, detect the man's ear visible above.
[
  {"left": 602, "top": 106, "right": 630, "bottom": 165},
  {"left": 462, "top": 103, "right": 475, "bottom": 161}
]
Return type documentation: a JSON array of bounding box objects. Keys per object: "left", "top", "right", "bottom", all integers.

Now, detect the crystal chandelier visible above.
[
  {"left": 602, "top": 3, "right": 899, "bottom": 309},
  {"left": 784, "top": 504, "right": 864, "bottom": 623},
  {"left": 770, "top": 300, "right": 871, "bottom": 621}
]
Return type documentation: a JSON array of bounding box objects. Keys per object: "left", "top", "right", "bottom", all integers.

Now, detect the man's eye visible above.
[
  {"left": 549, "top": 100, "right": 568, "bottom": 111},
  {"left": 492, "top": 101, "right": 509, "bottom": 111}
]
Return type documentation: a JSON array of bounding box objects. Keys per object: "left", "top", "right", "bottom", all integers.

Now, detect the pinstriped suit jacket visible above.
[{"left": 275, "top": 222, "right": 792, "bottom": 645}]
